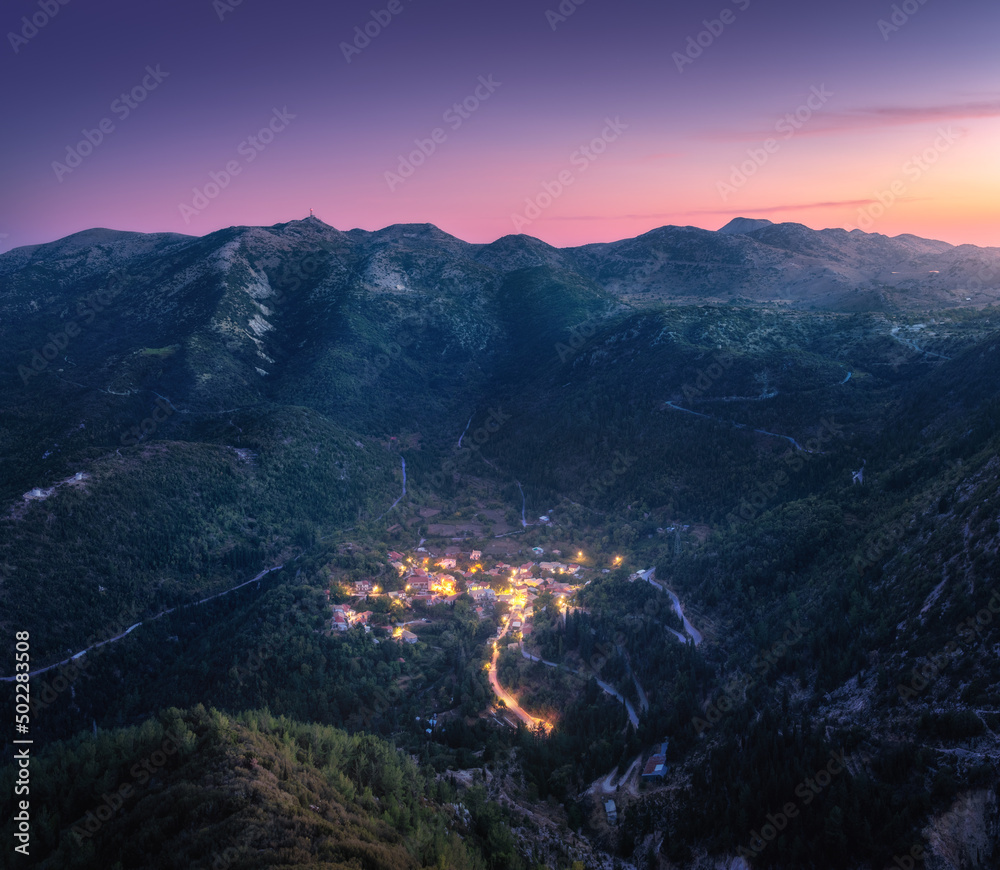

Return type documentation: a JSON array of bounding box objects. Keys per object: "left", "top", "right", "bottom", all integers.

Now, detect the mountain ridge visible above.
[
  {"left": 4, "top": 216, "right": 998, "bottom": 316},
  {"left": 2, "top": 215, "right": 1000, "bottom": 870}
]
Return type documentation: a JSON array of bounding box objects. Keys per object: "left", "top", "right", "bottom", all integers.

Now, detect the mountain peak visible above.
[
  {"left": 717, "top": 217, "right": 774, "bottom": 235},
  {"left": 272, "top": 215, "right": 337, "bottom": 231}
]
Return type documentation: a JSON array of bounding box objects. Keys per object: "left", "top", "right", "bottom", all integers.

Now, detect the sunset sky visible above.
[{"left": 2, "top": 0, "right": 998, "bottom": 251}]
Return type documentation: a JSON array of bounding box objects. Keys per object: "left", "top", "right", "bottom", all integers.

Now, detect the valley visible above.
[{"left": 1, "top": 217, "right": 999, "bottom": 869}]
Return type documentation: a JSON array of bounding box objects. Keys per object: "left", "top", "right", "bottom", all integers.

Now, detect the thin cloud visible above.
[
  {"left": 639, "top": 152, "right": 685, "bottom": 162},
  {"left": 847, "top": 100, "right": 1000, "bottom": 124},
  {"left": 707, "top": 98, "right": 1000, "bottom": 140},
  {"left": 541, "top": 200, "right": 917, "bottom": 222},
  {"left": 690, "top": 199, "right": 918, "bottom": 216},
  {"left": 540, "top": 214, "right": 680, "bottom": 222},
  {"left": 538, "top": 196, "right": 924, "bottom": 223}
]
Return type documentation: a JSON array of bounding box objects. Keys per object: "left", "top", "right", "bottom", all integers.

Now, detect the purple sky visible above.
[{"left": 2, "top": 0, "right": 998, "bottom": 250}]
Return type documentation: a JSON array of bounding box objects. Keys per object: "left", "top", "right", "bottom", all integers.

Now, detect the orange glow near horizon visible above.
[
  {"left": 6, "top": 2, "right": 1000, "bottom": 257},
  {"left": 13, "top": 120, "right": 998, "bottom": 253}
]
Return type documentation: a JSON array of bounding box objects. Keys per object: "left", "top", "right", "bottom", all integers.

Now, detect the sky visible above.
[{"left": 2, "top": 0, "right": 999, "bottom": 251}]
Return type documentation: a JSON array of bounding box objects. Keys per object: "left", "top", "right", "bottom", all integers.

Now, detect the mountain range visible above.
[{"left": 2, "top": 217, "right": 999, "bottom": 869}]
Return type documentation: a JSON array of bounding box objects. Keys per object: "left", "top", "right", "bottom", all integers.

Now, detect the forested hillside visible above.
[{"left": 0, "top": 705, "right": 520, "bottom": 869}]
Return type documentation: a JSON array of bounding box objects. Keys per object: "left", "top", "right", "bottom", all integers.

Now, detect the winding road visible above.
[
  {"left": 519, "top": 647, "right": 640, "bottom": 729},
  {"left": 487, "top": 624, "right": 550, "bottom": 731},
  {"left": 1, "top": 565, "right": 284, "bottom": 681},
  {"left": 486, "top": 615, "right": 640, "bottom": 732},
  {"left": 890, "top": 327, "right": 953, "bottom": 361},
  {"left": 458, "top": 415, "right": 473, "bottom": 448},
  {"left": 590, "top": 754, "right": 643, "bottom": 796},
  {"left": 372, "top": 455, "right": 407, "bottom": 522},
  {"left": 619, "top": 647, "right": 649, "bottom": 714},
  {"left": 664, "top": 400, "right": 820, "bottom": 454},
  {"left": 6, "top": 448, "right": 414, "bottom": 683},
  {"left": 637, "top": 568, "right": 702, "bottom": 646}
]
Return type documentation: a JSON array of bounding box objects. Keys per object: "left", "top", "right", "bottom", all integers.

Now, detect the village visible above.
[
  {"left": 322, "top": 532, "right": 696, "bottom": 835},
  {"left": 328, "top": 543, "right": 585, "bottom": 645}
]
